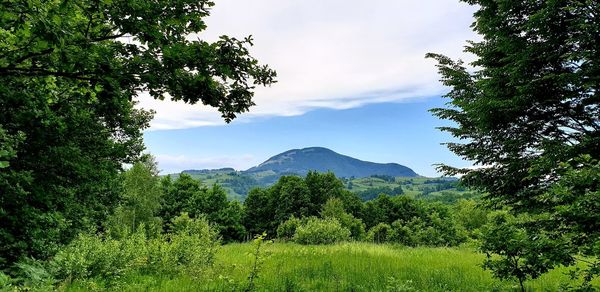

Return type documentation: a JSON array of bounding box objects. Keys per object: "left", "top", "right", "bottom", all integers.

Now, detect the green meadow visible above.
[{"left": 63, "top": 242, "right": 594, "bottom": 291}]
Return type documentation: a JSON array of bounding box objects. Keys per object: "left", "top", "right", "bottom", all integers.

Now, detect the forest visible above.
[{"left": 1, "top": 0, "right": 599, "bottom": 291}]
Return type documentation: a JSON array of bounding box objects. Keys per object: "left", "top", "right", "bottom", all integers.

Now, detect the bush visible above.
[
  {"left": 277, "top": 216, "right": 301, "bottom": 240},
  {"left": 293, "top": 217, "right": 350, "bottom": 245},
  {"left": 0, "top": 272, "right": 11, "bottom": 289},
  {"left": 366, "top": 223, "right": 393, "bottom": 243},
  {"left": 320, "top": 198, "right": 366, "bottom": 240},
  {"left": 387, "top": 212, "right": 466, "bottom": 247},
  {"left": 147, "top": 213, "right": 220, "bottom": 276},
  {"left": 50, "top": 230, "right": 147, "bottom": 281},
  {"left": 51, "top": 214, "right": 220, "bottom": 282}
]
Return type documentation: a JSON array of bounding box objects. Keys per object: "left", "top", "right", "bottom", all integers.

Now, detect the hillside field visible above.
[{"left": 62, "top": 242, "right": 596, "bottom": 291}]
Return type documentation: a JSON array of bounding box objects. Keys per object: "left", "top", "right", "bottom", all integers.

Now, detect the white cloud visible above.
[
  {"left": 137, "top": 0, "right": 478, "bottom": 130},
  {"left": 155, "top": 154, "right": 260, "bottom": 174}
]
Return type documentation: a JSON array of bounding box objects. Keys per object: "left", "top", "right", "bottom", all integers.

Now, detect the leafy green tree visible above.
[
  {"left": 215, "top": 201, "right": 246, "bottom": 242},
  {"left": 243, "top": 188, "right": 274, "bottom": 237},
  {"left": 305, "top": 171, "right": 345, "bottom": 214},
  {"left": 452, "top": 199, "right": 488, "bottom": 237},
  {"left": 427, "top": 0, "right": 599, "bottom": 285},
  {"left": 187, "top": 184, "right": 245, "bottom": 242},
  {"left": 480, "top": 211, "right": 572, "bottom": 292},
  {"left": 361, "top": 195, "right": 424, "bottom": 229},
  {"left": 273, "top": 176, "right": 311, "bottom": 223},
  {"left": 159, "top": 174, "right": 201, "bottom": 225},
  {"left": 366, "top": 223, "right": 393, "bottom": 244},
  {"left": 337, "top": 190, "right": 366, "bottom": 222},
  {"left": 105, "top": 160, "right": 163, "bottom": 238},
  {"left": 320, "top": 198, "right": 365, "bottom": 240},
  {"left": 0, "top": 0, "right": 274, "bottom": 266},
  {"left": 355, "top": 185, "right": 404, "bottom": 201}
]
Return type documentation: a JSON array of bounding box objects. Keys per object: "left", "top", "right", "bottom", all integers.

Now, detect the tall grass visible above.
[{"left": 62, "top": 242, "right": 597, "bottom": 291}]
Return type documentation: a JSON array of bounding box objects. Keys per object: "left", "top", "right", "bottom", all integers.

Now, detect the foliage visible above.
[
  {"left": 0, "top": 0, "right": 274, "bottom": 267},
  {"left": 60, "top": 242, "right": 598, "bottom": 291},
  {"left": 320, "top": 198, "right": 366, "bottom": 240},
  {"left": 243, "top": 188, "right": 275, "bottom": 237},
  {"left": 304, "top": 171, "right": 346, "bottom": 212},
  {"left": 245, "top": 233, "right": 269, "bottom": 292},
  {"left": 366, "top": 223, "right": 393, "bottom": 243},
  {"left": 293, "top": 217, "right": 351, "bottom": 245},
  {"left": 428, "top": 0, "right": 600, "bottom": 286},
  {"left": 452, "top": 199, "right": 488, "bottom": 238},
  {"left": 361, "top": 195, "right": 425, "bottom": 229},
  {"left": 388, "top": 209, "right": 466, "bottom": 247},
  {"left": 160, "top": 175, "right": 246, "bottom": 241},
  {"left": 223, "top": 175, "right": 259, "bottom": 196},
  {"left": 273, "top": 176, "right": 312, "bottom": 223},
  {"left": 276, "top": 216, "right": 302, "bottom": 241},
  {"left": 51, "top": 229, "right": 149, "bottom": 282},
  {"left": 105, "top": 160, "right": 163, "bottom": 239},
  {"left": 160, "top": 173, "right": 201, "bottom": 224},
  {"left": 243, "top": 173, "right": 358, "bottom": 238},
  {"left": 355, "top": 185, "right": 404, "bottom": 201},
  {"left": 51, "top": 214, "right": 219, "bottom": 283},
  {"left": 10, "top": 259, "right": 55, "bottom": 290},
  {"left": 480, "top": 211, "right": 572, "bottom": 292}
]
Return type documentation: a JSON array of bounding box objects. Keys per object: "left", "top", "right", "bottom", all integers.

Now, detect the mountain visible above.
[{"left": 244, "top": 147, "right": 419, "bottom": 178}]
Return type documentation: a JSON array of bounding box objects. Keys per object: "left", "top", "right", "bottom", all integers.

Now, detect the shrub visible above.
[
  {"left": 0, "top": 272, "right": 11, "bottom": 289},
  {"left": 366, "top": 223, "right": 393, "bottom": 243},
  {"left": 51, "top": 214, "right": 220, "bottom": 282},
  {"left": 146, "top": 213, "right": 220, "bottom": 276},
  {"left": 387, "top": 212, "right": 466, "bottom": 247},
  {"left": 50, "top": 229, "right": 147, "bottom": 281},
  {"left": 277, "top": 216, "right": 301, "bottom": 240},
  {"left": 320, "top": 198, "right": 366, "bottom": 240},
  {"left": 293, "top": 217, "right": 350, "bottom": 245}
]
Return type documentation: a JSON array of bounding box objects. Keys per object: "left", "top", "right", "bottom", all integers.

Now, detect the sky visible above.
[{"left": 139, "top": 0, "right": 480, "bottom": 177}]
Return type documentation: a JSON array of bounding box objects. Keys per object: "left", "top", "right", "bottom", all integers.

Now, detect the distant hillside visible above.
[
  {"left": 182, "top": 168, "right": 236, "bottom": 175},
  {"left": 245, "top": 147, "right": 419, "bottom": 178}
]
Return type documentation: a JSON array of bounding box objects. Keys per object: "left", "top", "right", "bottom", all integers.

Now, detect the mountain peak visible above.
[{"left": 246, "top": 147, "right": 418, "bottom": 178}]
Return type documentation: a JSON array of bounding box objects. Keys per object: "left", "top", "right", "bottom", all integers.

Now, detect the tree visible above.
[
  {"left": 243, "top": 188, "right": 274, "bottom": 237},
  {"left": 427, "top": 0, "right": 599, "bottom": 285},
  {"left": 320, "top": 198, "right": 365, "bottom": 240},
  {"left": 0, "top": 0, "right": 275, "bottom": 266},
  {"left": 274, "top": 176, "right": 311, "bottom": 223},
  {"left": 160, "top": 174, "right": 201, "bottom": 225},
  {"left": 105, "top": 160, "right": 163, "bottom": 239},
  {"left": 187, "top": 184, "right": 245, "bottom": 242},
  {"left": 480, "top": 212, "right": 572, "bottom": 292},
  {"left": 305, "top": 171, "right": 345, "bottom": 214}
]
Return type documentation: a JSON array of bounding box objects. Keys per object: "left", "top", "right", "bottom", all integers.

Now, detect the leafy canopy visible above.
[
  {"left": 0, "top": 0, "right": 275, "bottom": 267},
  {"left": 427, "top": 0, "right": 599, "bottom": 286}
]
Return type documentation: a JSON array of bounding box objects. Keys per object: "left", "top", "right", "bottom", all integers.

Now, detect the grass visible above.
[{"left": 62, "top": 242, "right": 596, "bottom": 291}]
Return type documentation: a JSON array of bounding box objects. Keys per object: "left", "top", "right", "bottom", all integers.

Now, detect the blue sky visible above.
[
  {"left": 139, "top": 1, "right": 478, "bottom": 177},
  {"left": 144, "top": 97, "right": 472, "bottom": 177}
]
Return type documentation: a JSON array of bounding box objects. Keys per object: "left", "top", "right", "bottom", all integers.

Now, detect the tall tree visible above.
[
  {"left": 0, "top": 0, "right": 275, "bottom": 266},
  {"left": 105, "top": 159, "right": 163, "bottom": 239},
  {"left": 428, "top": 0, "right": 599, "bottom": 286}
]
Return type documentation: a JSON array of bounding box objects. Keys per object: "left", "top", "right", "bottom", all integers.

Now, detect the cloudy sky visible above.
[{"left": 140, "top": 0, "right": 480, "bottom": 177}]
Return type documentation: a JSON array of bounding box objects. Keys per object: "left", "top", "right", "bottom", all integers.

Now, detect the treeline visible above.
[{"left": 122, "top": 164, "right": 486, "bottom": 247}]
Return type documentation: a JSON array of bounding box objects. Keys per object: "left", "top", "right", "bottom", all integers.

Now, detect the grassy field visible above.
[{"left": 63, "top": 242, "right": 596, "bottom": 291}]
